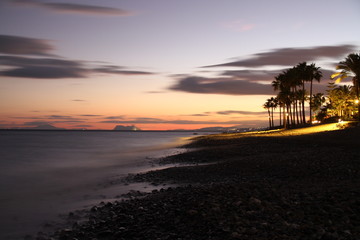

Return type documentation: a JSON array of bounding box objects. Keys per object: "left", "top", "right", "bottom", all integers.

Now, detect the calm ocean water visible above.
[{"left": 0, "top": 131, "right": 204, "bottom": 239}]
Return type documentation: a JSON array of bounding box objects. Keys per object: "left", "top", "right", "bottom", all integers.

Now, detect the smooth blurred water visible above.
[{"left": 0, "top": 130, "right": 199, "bottom": 239}]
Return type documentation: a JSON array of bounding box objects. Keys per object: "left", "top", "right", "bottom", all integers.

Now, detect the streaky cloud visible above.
[
  {"left": 79, "top": 114, "right": 103, "bottom": 117},
  {"left": 94, "top": 66, "right": 154, "bottom": 75},
  {"left": 169, "top": 76, "right": 272, "bottom": 95},
  {"left": 99, "top": 118, "right": 251, "bottom": 125},
  {"left": 187, "top": 114, "right": 210, "bottom": 117},
  {"left": 72, "top": 124, "right": 93, "bottom": 128},
  {"left": 146, "top": 91, "right": 165, "bottom": 94},
  {"left": 221, "top": 69, "right": 281, "bottom": 82},
  {"left": 0, "top": 55, "right": 155, "bottom": 79},
  {"left": 216, "top": 110, "right": 267, "bottom": 115},
  {"left": 1, "top": 66, "right": 86, "bottom": 79},
  {"left": 10, "top": 0, "right": 134, "bottom": 16},
  {"left": 204, "top": 44, "right": 357, "bottom": 68},
  {"left": 0, "top": 35, "right": 53, "bottom": 55},
  {"left": 104, "top": 116, "right": 124, "bottom": 120},
  {"left": 43, "top": 3, "right": 133, "bottom": 16},
  {"left": 23, "top": 121, "right": 50, "bottom": 126},
  {"left": 0, "top": 55, "right": 82, "bottom": 68}
]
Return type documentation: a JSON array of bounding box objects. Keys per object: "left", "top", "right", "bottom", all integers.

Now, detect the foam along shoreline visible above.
[{"left": 38, "top": 123, "right": 360, "bottom": 239}]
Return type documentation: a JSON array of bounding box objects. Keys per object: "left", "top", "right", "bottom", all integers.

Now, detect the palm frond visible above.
[
  {"left": 335, "top": 75, "right": 349, "bottom": 84},
  {"left": 330, "top": 72, "right": 341, "bottom": 79}
]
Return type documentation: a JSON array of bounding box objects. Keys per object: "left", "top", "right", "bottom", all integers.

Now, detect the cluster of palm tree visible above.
[
  {"left": 264, "top": 53, "right": 360, "bottom": 129},
  {"left": 317, "top": 83, "right": 358, "bottom": 121},
  {"left": 331, "top": 53, "right": 360, "bottom": 120},
  {"left": 264, "top": 62, "right": 322, "bottom": 129}
]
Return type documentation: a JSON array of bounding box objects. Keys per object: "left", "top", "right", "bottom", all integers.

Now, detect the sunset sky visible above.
[{"left": 1, "top": 0, "right": 359, "bottom": 130}]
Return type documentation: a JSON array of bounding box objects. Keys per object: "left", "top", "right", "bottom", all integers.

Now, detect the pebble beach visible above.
[{"left": 39, "top": 123, "right": 360, "bottom": 240}]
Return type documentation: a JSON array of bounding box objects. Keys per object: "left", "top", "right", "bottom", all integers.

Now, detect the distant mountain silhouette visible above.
[
  {"left": 33, "top": 124, "right": 65, "bottom": 130},
  {"left": 113, "top": 125, "right": 141, "bottom": 131}
]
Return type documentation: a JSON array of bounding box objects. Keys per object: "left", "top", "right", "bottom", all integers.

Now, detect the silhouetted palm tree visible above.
[
  {"left": 306, "top": 63, "right": 322, "bottom": 123},
  {"left": 269, "top": 97, "right": 277, "bottom": 128},
  {"left": 294, "top": 62, "right": 308, "bottom": 124},
  {"left": 331, "top": 53, "right": 360, "bottom": 120},
  {"left": 263, "top": 99, "right": 272, "bottom": 129}
]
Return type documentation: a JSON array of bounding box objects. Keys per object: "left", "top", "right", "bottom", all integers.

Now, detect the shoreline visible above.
[
  {"left": 38, "top": 124, "right": 360, "bottom": 239},
  {"left": 0, "top": 131, "right": 200, "bottom": 240}
]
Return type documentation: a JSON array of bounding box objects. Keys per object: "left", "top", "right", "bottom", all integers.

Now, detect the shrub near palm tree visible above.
[
  {"left": 327, "top": 85, "right": 356, "bottom": 120},
  {"left": 331, "top": 53, "right": 360, "bottom": 120}
]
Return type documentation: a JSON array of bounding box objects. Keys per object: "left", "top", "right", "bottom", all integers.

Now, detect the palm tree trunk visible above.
[
  {"left": 296, "top": 100, "right": 300, "bottom": 125},
  {"left": 356, "top": 83, "right": 360, "bottom": 121},
  {"left": 301, "top": 100, "right": 305, "bottom": 124},
  {"left": 284, "top": 105, "right": 287, "bottom": 129},
  {"left": 287, "top": 104, "right": 290, "bottom": 128},
  {"left": 279, "top": 106, "right": 282, "bottom": 126},
  {"left": 302, "top": 81, "right": 306, "bottom": 124},
  {"left": 289, "top": 103, "right": 293, "bottom": 127},
  {"left": 292, "top": 101, "right": 296, "bottom": 126},
  {"left": 271, "top": 107, "right": 274, "bottom": 128},
  {"left": 267, "top": 109, "right": 271, "bottom": 129},
  {"left": 309, "top": 79, "right": 313, "bottom": 124}
]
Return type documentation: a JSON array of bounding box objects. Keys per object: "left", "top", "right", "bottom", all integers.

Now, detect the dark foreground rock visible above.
[{"left": 38, "top": 126, "right": 360, "bottom": 240}]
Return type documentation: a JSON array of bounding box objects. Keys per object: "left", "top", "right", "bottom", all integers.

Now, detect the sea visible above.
[{"left": 0, "top": 130, "right": 209, "bottom": 240}]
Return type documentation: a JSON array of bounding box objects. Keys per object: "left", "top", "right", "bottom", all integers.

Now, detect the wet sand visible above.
[{"left": 38, "top": 123, "right": 360, "bottom": 239}]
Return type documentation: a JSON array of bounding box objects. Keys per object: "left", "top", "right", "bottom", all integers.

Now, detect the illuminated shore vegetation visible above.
[{"left": 264, "top": 53, "right": 360, "bottom": 129}]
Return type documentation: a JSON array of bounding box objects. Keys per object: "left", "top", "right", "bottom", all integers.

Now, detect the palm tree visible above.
[
  {"left": 275, "top": 96, "right": 283, "bottom": 126},
  {"left": 263, "top": 99, "right": 272, "bottom": 129},
  {"left": 294, "top": 62, "right": 308, "bottom": 124},
  {"left": 328, "top": 85, "right": 355, "bottom": 119},
  {"left": 273, "top": 68, "right": 302, "bottom": 128},
  {"left": 269, "top": 97, "right": 278, "bottom": 128},
  {"left": 331, "top": 53, "right": 360, "bottom": 120},
  {"left": 306, "top": 63, "right": 322, "bottom": 123}
]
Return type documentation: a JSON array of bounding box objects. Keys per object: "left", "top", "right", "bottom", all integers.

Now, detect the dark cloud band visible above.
[
  {"left": 9, "top": 0, "right": 133, "bottom": 16},
  {"left": 169, "top": 76, "right": 272, "bottom": 95},
  {"left": 204, "top": 45, "right": 356, "bottom": 68},
  {"left": 0, "top": 35, "right": 53, "bottom": 55},
  {"left": 0, "top": 37, "right": 155, "bottom": 79}
]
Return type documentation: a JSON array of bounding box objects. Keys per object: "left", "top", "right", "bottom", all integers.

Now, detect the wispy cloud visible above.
[
  {"left": 223, "top": 19, "right": 255, "bottom": 32},
  {"left": 0, "top": 35, "right": 155, "bottom": 79},
  {"left": 186, "top": 110, "right": 267, "bottom": 117},
  {"left": 72, "top": 124, "right": 93, "bottom": 128},
  {"left": 100, "top": 117, "right": 248, "bottom": 125},
  {"left": 169, "top": 76, "right": 272, "bottom": 95},
  {"left": 169, "top": 44, "right": 355, "bottom": 96},
  {"left": 186, "top": 113, "right": 210, "bottom": 117},
  {"left": 204, "top": 44, "right": 357, "bottom": 68},
  {"left": 94, "top": 65, "right": 154, "bottom": 76},
  {"left": 0, "top": 35, "right": 53, "bottom": 55},
  {"left": 104, "top": 116, "right": 125, "bottom": 120},
  {"left": 9, "top": 0, "right": 134, "bottom": 16},
  {"left": 220, "top": 69, "right": 281, "bottom": 82},
  {"left": 23, "top": 121, "right": 50, "bottom": 126},
  {"left": 216, "top": 110, "right": 267, "bottom": 115},
  {"left": 79, "top": 114, "right": 103, "bottom": 117},
  {"left": 0, "top": 55, "right": 86, "bottom": 78}
]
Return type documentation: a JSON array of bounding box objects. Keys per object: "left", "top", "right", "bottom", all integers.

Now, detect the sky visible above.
[{"left": 0, "top": 0, "right": 359, "bottom": 130}]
